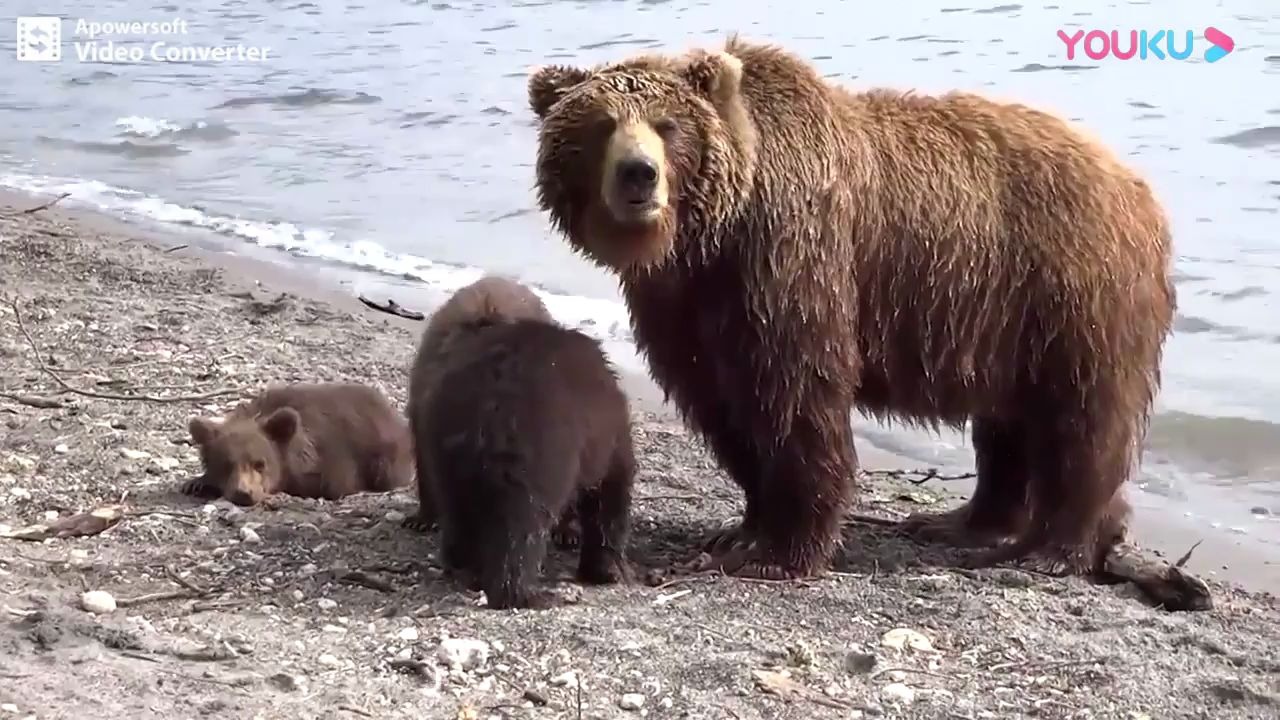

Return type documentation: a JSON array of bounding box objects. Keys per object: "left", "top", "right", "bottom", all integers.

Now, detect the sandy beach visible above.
[{"left": 1, "top": 187, "right": 1278, "bottom": 718}]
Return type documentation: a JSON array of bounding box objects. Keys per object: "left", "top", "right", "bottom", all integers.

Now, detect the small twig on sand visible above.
[
  {"left": 164, "top": 244, "right": 189, "bottom": 253},
  {"left": 863, "top": 467, "right": 977, "bottom": 486},
  {"left": 575, "top": 666, "right": 583, "bottom": 720},
  {"left": 337, "top": 705, "right": 373, "bottom": 718},
  {"left": 1174, "top": 539, "right": 1204, "bottom": 568},
  {"left": 492, "top": 672, "right": 550, "bottom": 707},
  {"left": 1102, "top": 541, "right": 1213, "bottom": 611},
  {"left": 165, "top": 565, "right": 212, "bottom": 595},
  {"left": 844, "top": 512, "right": 903, "bottom": 528},
  {"left": 117, "top": 589, "right": 203, "bottom": 608},
  {"left": 0, "top": 392, "right": 64, "bottom": 409},
  {"left": 871, "top": 666, "right": 953, "bottom": 680},
  {"left": 986, "top": 656, "right": 1108, "bottom": 674},
  {"left": 339, "top": 570, "right": 396, "bottom": 593},
  {"left": 5, "top": 296, "right": 241, "bottom": 403},
  {"left": 15, "top": 192, "right": 70, "bottom": 215}
]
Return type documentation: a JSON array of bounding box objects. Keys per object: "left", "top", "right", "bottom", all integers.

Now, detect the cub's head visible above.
[
  {"left": 410, "top": 276, "right": 555, "bottom": 399},
  {"left": 188, "top": 408, "right": 300, "bottom": 506},
  {"left": 528, "top": 43, "right": 756, "bottom": 273},
  {"left": 427, "top": 276, "right": 553, "bottom": 339}
]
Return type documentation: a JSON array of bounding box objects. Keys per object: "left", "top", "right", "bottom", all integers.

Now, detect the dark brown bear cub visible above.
[
  {"left": 402, "top": 275, "right": 562, "bottom": 534},
  {"left": 414, "top": 305, "right": 635, "bottom": 609},
  {"left": 183, "top": 383, "right": 414, "bottom": 507}
]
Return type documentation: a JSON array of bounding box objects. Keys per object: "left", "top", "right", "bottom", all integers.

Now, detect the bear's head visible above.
[
  {"left": 188, "top": 407, "right": 301, "bottom": 506},
  {"left": 528, "top": 42, "right": 757, "bottom": 273},
  {"left": 426, "top": 276, "right": 553, "bottom": 339}
]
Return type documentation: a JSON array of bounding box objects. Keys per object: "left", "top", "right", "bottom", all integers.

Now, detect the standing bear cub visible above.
[
  {"left": 410, "top": 277, "right": 635, "bottom": 609},
  {"left": 184, "top": 383, "right": 414, "bottom": 507},
  {"left": 527, "top": 36, "right": 1175, "bottom": 579}
]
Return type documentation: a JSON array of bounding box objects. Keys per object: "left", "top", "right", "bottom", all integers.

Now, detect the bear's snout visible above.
[{"left": 615, "top": 156, "right": 659, "bottom": 201}]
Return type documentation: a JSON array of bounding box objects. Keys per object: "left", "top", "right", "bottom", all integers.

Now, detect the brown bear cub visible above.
[
  {"left": 410, "top": 278, "right": 635, "bottom": 609},
  {"left": 183, "top": 383, "right": 413, "bottom": 507},
  {"left": 402, "top": 275, "right": 579, "bottom": 545},
  {"left": 527, "top": 37, "right": 1175, "bottom": 579}
]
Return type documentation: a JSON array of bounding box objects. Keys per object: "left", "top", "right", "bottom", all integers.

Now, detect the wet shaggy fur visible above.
[
  {"left": 183, "top": 383, "right": 414, "bottom": 507},
  {"left": 403, "top": 276, "right": 556, "bottom": 532},
  {"left": 527, "top": 36, "right": 1176, "bottom": 579},
  {"left": 416, "top": 319, "right": 635, "bottom": 609}
]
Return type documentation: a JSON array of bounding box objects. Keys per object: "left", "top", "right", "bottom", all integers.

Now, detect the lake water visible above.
[{"left": 2, "top": 1, "right": 1278, "bottom": 549}]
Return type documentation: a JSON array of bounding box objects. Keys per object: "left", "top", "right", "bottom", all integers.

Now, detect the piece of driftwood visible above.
[
  {"left": 358, "top": 295, "right": 424, "bottom": 321},
  {"left": 1102, "top": 541, "right": 1213, "bottom": 611},
  {"left": 1, "top": 504, "right": 124, "bottom": 541}
]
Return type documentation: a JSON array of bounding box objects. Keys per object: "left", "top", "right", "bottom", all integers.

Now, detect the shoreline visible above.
[
  {"left": 3, "top": 186, "right": 1274, "bottom": 596},
  {"left": 2, "top": 185, "right": 1277, "bottom": 718}
]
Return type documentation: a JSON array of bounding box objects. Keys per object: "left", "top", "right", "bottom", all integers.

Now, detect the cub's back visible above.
[{"left": 424, "top": 320, "right": 629, "bottom": 474}]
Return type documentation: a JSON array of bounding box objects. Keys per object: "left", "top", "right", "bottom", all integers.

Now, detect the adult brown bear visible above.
[{"left": 526, "top": 36, "right": 1176, "bottom": 580}]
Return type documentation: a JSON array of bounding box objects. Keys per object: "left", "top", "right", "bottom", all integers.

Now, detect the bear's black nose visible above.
[
  {"left": 227, "top": 490, "right": 255, "bottom": 506},
  {"left": 616, "top": 157, "right": 659, "bottom": 194}
]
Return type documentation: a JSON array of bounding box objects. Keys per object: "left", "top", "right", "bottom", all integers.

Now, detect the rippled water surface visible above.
[{"left": 2, "top": 0, "right": 1278, "bottom": 546}]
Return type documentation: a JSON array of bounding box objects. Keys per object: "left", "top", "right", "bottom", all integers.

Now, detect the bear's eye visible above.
[
  {"left": 653, "top": 117, "right": 678, "bottom": 138},
  {"left": 251, "top": 459, "right": 266, "bottom": 472}
]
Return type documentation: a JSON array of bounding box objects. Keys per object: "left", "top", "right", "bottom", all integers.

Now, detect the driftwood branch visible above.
[
  {"left": 14, "top": 192, "right": 70, "bottom": 215},
  {"left": 1102, "top": 541, "right": 1213, "bottom": 612},
  {"left": 5, "top": 296, "right": 242, "bottom": 404},
  {"left": 862, "top": 467, "right": 977, "bottom": 485},
  {"left": 358, "top": 295, "right": 424, "bottom": 320}
]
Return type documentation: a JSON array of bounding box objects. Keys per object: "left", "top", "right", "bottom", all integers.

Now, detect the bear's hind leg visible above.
[
  {"left": 576, "top": 441, "right": 636, "bottom": 585},
  {"left": 965, "top": 405, "right": 1135, "bottom": 575},
  {"left": 403, "top": 434, "right": 438, "bottom": 533},
  {"left": 900, "top": 417, "right": 1031, "bottom": 548}
]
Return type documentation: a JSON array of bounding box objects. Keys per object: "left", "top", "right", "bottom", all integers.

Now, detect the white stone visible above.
[
  {"left": 549, "top": 671, "right": 578, "bottom": 688},
  {"left": 80, "top": 590, "right": 117, "bottom": 614},
  {"left": 316, "top": 598, "right": 337, "bottom": 611},
  {"left": 120, "top": 448, "right": 150, "bottom": 460},
  {"left": 9, "top": 488, "right": 30, "bottom": 500},
  {"left": 437, "top": 638, "right": 490, "bottom": 671},
  {"left": 881, "top": 683, "right": 916, "bottom": 705},
  {"left": 384, "top": 510, "right": 406, "bottom": 524},
  {"left": 238, "top": 527, "right": 261, "bottom": 544},
  {"left": 880, "top": 627, "right": 935, "bottom": 653},
  {"left": 290, "top": 589, "right": 305, "bottom": 602},
  {"left": 53, "top": 444, "right": 69, "bottom": 454},
  {"left": 398, "top": 627, "right": 419, "bottom": 642},
  {"left": 317, "top": 654, "right": 341, "bottom": 667},
  {"left": 619, "top": 693, "right": 645, "bottom": 711},
  {"left": 42, "top": 510, "right": 59, "bottom": 521}
]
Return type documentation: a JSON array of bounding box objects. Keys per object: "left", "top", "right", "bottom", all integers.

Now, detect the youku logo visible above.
[{"left": 1057, "top": 26, "right": 1235, "bottom": 63}]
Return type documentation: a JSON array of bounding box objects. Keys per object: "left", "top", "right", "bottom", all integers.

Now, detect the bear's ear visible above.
[
  {"left": 188, "top": 417, "right": 220, "bottom": 447},
  {"left": 528, "top": 64, "right": 592, "bottom": 119},
  {"left": 261, "top": 407, "right": 300, "bottom": 444},
  {"left": 679, "top": 49, "right": 744, "bottom": 111}
]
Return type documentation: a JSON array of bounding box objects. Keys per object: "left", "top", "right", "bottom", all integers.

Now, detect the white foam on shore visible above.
[{"left": 0, "top": 171, "right": 643, "bottom": 372}]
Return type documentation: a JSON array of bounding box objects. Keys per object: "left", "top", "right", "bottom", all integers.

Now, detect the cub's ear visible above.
[
  {"left": 528, "top": 64, "right": 591, "bottom": 119},
  {"left": 679, "top": 49, "right": 744, "bottom": 111},
  {"left": 188, "top": 417, "right": 220, "bottom": 447},
  {"left": 261, "top": 407, "right": 301, "bottom": 444}
]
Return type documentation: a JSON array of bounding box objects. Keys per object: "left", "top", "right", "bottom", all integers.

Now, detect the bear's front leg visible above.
[{"left": 693, "top": 404, "right": 856, "bottom": 580}]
